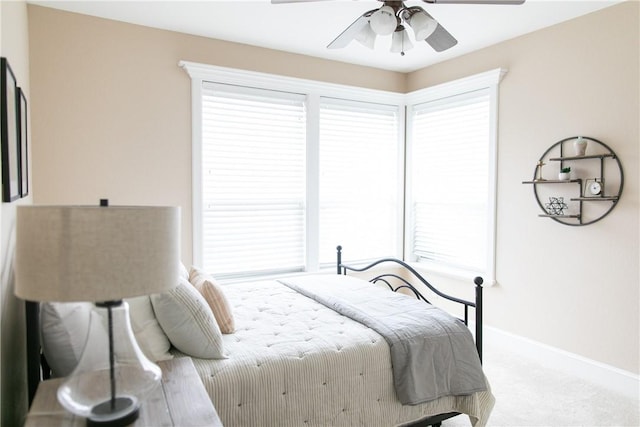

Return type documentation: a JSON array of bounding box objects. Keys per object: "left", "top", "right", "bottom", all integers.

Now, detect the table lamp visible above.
[{"left": 15, "top": 200, "right": 180, "bottom": 426}]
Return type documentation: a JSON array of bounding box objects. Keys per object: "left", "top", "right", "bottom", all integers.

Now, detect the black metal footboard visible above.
[
  {"left": 336, "top": 246, "right": 484, "bottom": 427},
  {"left": 336, "top": 245, "right": 484, "bottom": 362}
]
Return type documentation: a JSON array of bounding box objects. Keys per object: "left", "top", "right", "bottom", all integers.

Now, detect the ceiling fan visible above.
[{"left": 272, "top": 0, "right": 525, "bottom": 56}]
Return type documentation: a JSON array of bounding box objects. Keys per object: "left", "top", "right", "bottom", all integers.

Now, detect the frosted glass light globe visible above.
[
  {"left": 391, "top": 26, "right": 414, "bottom": 55},
  {"left": 407, "top": 11, "right": 438, "bottom": 41},
  {"left": 369, "top": 6, "right": 397, "bottom": 36},
  {"left": 355, "top": 24, "right": 377, "bottom": 49}
]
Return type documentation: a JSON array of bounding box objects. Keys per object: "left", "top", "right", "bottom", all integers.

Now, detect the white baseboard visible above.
[{"left": 484, "top": 326, "right": 640, "bottom": 400}]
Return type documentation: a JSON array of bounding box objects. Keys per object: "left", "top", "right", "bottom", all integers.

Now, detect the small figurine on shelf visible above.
[
  {"left": 558, "top": 167, "right": 571, "bottom": 180},
  {"left": 535, "top": 160, "right": 546, "bottom": 181}
]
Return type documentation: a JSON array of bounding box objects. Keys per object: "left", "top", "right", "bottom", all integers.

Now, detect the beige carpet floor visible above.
[{"left": 443, "top": 346, "right": 639, "bottom": 427}]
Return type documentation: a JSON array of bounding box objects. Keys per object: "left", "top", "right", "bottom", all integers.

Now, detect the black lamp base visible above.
[{"left": 87, "top": 396, "right": 139, "bottom": 427}]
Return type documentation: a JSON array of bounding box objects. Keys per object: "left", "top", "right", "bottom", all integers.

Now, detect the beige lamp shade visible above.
[{"left": 15, "top": 205, "right": 180, "bottom": 302}]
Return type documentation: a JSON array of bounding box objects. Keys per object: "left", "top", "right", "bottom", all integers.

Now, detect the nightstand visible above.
[{"left": 24, "top": 357, "right": 223, "bottom": 426}]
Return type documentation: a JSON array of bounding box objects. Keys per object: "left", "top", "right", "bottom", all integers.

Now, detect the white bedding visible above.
[{"left": 174, "top": 277, "right": 495, "bottom": 427}]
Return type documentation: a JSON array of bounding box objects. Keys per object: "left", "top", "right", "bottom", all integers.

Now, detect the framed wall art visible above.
[
  {"left": 1, "top": 57, "right": 20, "bottom": 202},
  {"left": 18, "top": 87, "right": 28, "bottom": 197}
]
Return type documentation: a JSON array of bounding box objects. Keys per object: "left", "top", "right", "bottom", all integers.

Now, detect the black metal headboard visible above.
[{"left": 336, "top": 245, "right": 484, "bottom": 362}]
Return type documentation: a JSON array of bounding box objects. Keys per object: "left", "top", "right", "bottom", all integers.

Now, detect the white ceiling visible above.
[{"left": 29, "top": 0, "right": 623, "bottom": 73}]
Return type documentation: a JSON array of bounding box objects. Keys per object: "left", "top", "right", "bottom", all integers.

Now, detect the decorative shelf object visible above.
[
  {"left": 544, "top": 196, "right": 568, "bottom": 216},
  {"left": 522, "top": 136, "right": 623, "bottom": 226}
]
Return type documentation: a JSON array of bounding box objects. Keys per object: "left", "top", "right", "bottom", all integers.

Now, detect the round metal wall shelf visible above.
[{"left": 522, "top": 136, "right": 623, "bottom": 226}]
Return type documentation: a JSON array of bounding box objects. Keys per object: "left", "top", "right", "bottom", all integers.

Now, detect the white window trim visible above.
[
  {"left": 404, "top": 68, "right": 506, "bottom": 286},
  {"left": 179, "top": 60, "right": 405, "bottom": 271}
]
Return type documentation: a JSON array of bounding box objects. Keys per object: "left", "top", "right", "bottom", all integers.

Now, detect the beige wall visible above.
[
  {"left": 409, "top": 2, "right": 639, "bottom": 374},
  {"left": 26, "top": 0, "right": 638, "bottom": 386},
  {"left": 0, "top": 0, "right": 31, "bottom": 425}
]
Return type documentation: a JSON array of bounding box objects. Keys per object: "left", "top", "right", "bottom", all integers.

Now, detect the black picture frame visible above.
[
  {"left": 1, "top": 57, "right": 20, "bottom": 202},
  {"left": 18, "top": 87, "right": 28, "bottom": 198}
]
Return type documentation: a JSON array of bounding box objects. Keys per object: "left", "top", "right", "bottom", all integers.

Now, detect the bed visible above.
[{"left": 26, "top": 246, "right": 494, "bottom": 427}]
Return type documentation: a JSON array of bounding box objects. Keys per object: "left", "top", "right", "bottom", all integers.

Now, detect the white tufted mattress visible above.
[{"left": 178, "top": 278, "right": 495, "bottom": 427}]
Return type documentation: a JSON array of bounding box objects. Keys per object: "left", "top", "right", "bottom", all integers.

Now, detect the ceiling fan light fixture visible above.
[
  {"left": 369, "top": 5, "right": 397, "bottom": 36},
  {"left": 355, "top": 23, "right": 377, "bottom": 49},
  {"left": 405, "top": 9, "right": 438, "bottom": 41},
  {"left": 390, "top": 25, "right": 413, "bottom": 56}
]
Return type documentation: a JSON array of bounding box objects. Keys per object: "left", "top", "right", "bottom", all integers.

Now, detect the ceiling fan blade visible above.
[
  {"left": 424, "top": 23, "right": 458, "bottom": 52},
  {"left": 272, "top": 0, "right": 335, "bottom": 3},
  {"left": 327, "top": 9, "right": 377, "bottom": 49},
  {"left": 422, "top": 0, "right": 525, "bottom": 4}
]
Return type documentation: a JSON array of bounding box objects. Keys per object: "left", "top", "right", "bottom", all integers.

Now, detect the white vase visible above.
[
  {"left": 574, "top": 137, "right": 587, "bottom": 156},
  {"left": 558, "top": 172, "right": 571, "bottom": 180}
]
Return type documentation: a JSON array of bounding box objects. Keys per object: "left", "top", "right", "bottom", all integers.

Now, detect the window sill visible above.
[{"left": 408, "top": 260, "right": 496, "bottom": 287}]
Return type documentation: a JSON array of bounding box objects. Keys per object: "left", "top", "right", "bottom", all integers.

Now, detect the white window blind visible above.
[
  {"left": 201, "top": 83, "right": 306, "bottom": 279},
  {"left": 318, "top": 98, "right": 400, "bottom": 266},
  {"left": 408, "top": 89, "right": 492, "bottom": 276}
]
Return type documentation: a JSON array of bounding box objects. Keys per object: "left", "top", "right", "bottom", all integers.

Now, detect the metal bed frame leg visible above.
[{"left": 474, "top": 276, "right": 483, "bottom": 363}]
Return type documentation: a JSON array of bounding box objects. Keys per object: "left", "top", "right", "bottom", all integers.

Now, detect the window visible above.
[
  {"left": 318, "top": 98, "right": 401, "bottom": 266},
  {"left": 405, "top": 70, "right": 504, "bottom": 284},
  {"left": 183, "top": 62, "right": 404, "bottom": 280},
  {"left": 183, "top": 61, "right": 503, "bottom": 283},
  {"left": 201, "top": 84, "right": 307, "bottom": 279}
]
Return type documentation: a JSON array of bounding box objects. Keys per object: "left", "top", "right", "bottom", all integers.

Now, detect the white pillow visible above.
[
  {"left": 178, "top": 261, "right": 189, "bottom": 281},
  {"left": 126, "top": 296, "right": 173, "bottom": 362},
  {"left": 151, "top": 278, "right": 225, "bottom": 359},
  {"left": 40, "top": 302, "right": 107, "bottom": 377}
]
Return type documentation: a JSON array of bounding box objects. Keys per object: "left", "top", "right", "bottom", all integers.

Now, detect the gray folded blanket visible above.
[{"left": 279, "top": 274, "right": 488, "bottom": 405}]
